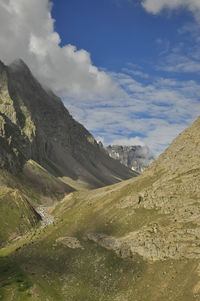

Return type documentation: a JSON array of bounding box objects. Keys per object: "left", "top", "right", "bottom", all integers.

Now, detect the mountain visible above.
[
  {"left": 0, "top": 59, "right": 136, "bottom": 191},
  {"left": 106, "top": 144, "right": 155, "bottom": 173},
  {"left": 0, "top": 107, "right": 200, "bottom": 299},
  {"left": 0, "top": 58, "right": 137, "bottom": 248}
]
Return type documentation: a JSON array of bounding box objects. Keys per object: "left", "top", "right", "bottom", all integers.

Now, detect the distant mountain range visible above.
[{"left": 105, "top": 144, "right": 155, "bottom": 173}]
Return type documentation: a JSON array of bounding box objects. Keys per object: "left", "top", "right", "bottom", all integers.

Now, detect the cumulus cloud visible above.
[
  {"left": 142, "top": 0, "right": 200, "bottom": 21},
  {"left": 0, "top": 0, "right": 115, "bottom": 99}
]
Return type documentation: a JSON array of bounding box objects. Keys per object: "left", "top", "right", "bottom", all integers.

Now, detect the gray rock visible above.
[
  {"left": 0, "top": 59, "right": 137, "bottom": 188},
  {"left": 106, "top": 145, "right": 155, "bottom": 173}
]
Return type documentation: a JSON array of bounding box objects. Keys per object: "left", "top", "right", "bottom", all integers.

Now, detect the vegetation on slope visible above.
[
  {"left": 0, "top": 188, "right": 40, "bottom": 248},
  {"left": 0, "top": 177, "right": 199, "bottom": 301},
  {"left": 1, "top": 58, "right": 200, "bottom": 300}
]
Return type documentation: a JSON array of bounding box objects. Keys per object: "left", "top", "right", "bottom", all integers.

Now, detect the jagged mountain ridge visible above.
[
  {"left": 106, "top": 144, "right": 155, "bottom": 173},
  {"left": 0, "top": 59, "right": 136, "bottom": 189}
]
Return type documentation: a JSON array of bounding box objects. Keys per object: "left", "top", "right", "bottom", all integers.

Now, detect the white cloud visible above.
[
  {"left": 0, "top": 0, "right": 116, "bottom": 99},
  {"left": 155, "top": 32, "right": 200, "bottom": 73},
  {"left": 0, "top": 0, "right": 199, "bottom": 157},
  {"left": 122, "top": 67, "right": 149, "bottom": 79},
  {"left": 156, "top": 38, "right": 170, "bottom": 56},
  {"left": 142, "top": 0, "right": 200, "bottom": 21},
  {"left": 110, "top": 137, "right": 145, "bottom": 147},
  {"left": 142, "top": 1, "right": 200, "bottom": 74},
  {"left": 65, "top": 72, "right": 200, "bottom": 156},
  {"left": 158, "top": 52, "right": 200, "bottom": 73},
  {"left": 142, "top": 121, "right": 187, "bottom": 155}
]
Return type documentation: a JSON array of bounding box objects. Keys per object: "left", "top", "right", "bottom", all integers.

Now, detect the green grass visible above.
[
  {"left": 0, "top": 225, "right": 199, "bottom": 301},
  {"left": 0, "top": 230, "right": 146, "bottom": 301},
  {"left": 0, "top": 256, "right": 32, "bottom": 301},
  {"left": 0, "top": 190, "right": 40, "bottom": 247},
  {"left": 0, "top": 162, "right": 200, "bottom": 300}
]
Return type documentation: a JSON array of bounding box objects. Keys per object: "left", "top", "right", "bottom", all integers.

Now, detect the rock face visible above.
[
  {"left": 106, "top": 145, "right": 155, "bottom": 173},
  {"left": 0, "top": 112, "right": 28, "bottom": 174},
  {"left": 0, "top": 59, "right": 136, "bottom": 189}
]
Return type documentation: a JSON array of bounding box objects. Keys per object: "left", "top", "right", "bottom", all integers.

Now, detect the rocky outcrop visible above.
[
  {"left": 56, "top": 236, "right": 84, "bottom": 249},
  {"left": 0, "top": 112, "right": 29, "bottom": 174},
  {"left": 87, "top": 224, "right": 200, "bottom": 262},
  {"left": 36, "top": 206, "right": 54, "bottom": 228},
  {"left": 0, "top": 59, "right": 137, "bottom": 189},
  {"left": 106, "top": 145, "right": 155, "bottom": 173}
]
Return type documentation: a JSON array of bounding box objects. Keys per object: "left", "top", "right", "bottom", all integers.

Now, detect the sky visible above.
[{"left": 0, "top": 0, "right": 200, "bottom": 156}]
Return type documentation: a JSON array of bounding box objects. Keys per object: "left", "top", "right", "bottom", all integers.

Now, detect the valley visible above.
[{"left": 0, "top": 59, "right": 200, "bottom": 300}]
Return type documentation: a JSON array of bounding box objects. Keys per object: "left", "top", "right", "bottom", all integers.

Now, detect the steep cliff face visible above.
[
  {"left": 0, "top": 112, "right": 28, "bottom": 174},
  {"left": 0, "top": 59, "right": 136, "bottom": 189},
  {"left": 106, "top": 145, "right": 155, "bottom": 173}
]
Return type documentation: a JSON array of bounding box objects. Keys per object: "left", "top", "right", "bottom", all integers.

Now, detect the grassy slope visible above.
[
  {"left": 0, "top": 159, "right": 74, "bottom": 205},
  {"left": 0, "top": 158, "right": 74, "bottom": 247},
  {"left": 21, "top": 160, "right": 74, "bottom": 204},
  {"left": 0, "top": 172, "right": 200, "bottom": 301},
  {"left": 1, "top": 117, "right": 200, "bottom": 300},
  {"left": 0, "top": 188, "right": 40, "bottom": 248}
]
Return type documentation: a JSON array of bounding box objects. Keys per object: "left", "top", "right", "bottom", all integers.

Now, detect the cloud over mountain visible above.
[
  {"left": 0, "top": 0, "right": 115, "bottom": 99},
  {"left": 0, "top": 0, "right": 199, "bottom": 157}
]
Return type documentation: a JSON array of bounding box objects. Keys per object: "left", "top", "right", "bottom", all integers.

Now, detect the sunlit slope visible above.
[
  {"left": 0, "top": 174, "right": 199, "bottom": 301},
  {"left": 52, "top": 115, "right": 200, "bottom": 262},
  {"left": 1, "top": 116, "right": 200, "bottom": 300},
  {"left": 22, "top": 159, "right": 74, "bottom": 204},
  {"left": 0, "top": 185, "right": 40, "bottom": 248},
  {"left": 0, "top": 158, "right": 74, "bottom": 247}
]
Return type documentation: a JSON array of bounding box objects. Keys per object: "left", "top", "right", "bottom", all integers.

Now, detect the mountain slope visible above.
[
  {"left": 1, "top": 116, "right": 200, "bottom": 300},
  {"left": 0, "top": 175, "right": 41, "bottom": 248},
  {"left": 0, "top": 58, "right": 137, "bottom": 250},
  {"left": 106, "top": 144, "right": 155, "bottom": 172},
  {"left": 0, "top": 59, "right": 136, "bottom": 190}
]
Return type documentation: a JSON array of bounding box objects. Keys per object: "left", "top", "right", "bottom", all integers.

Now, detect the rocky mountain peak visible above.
[
  {"left": 9, "top": 59, "right": 31, "bottom": 73},
  {"left": 106, "top": 144, "right": 155, "bottom": 173},
  {"left": 0, "top": 59, "right": 136, "bottom": 189}
]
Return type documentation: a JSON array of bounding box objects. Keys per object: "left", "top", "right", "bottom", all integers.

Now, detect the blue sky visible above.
[
  {"left": 51, "top": 0, "right": 192, "bottom": 73},
  {"left": 51, "top": 0, "right": 200, "bottom": 154},
  {"left": 0, "top": 0, "right": 200, "bottom": 155}
]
